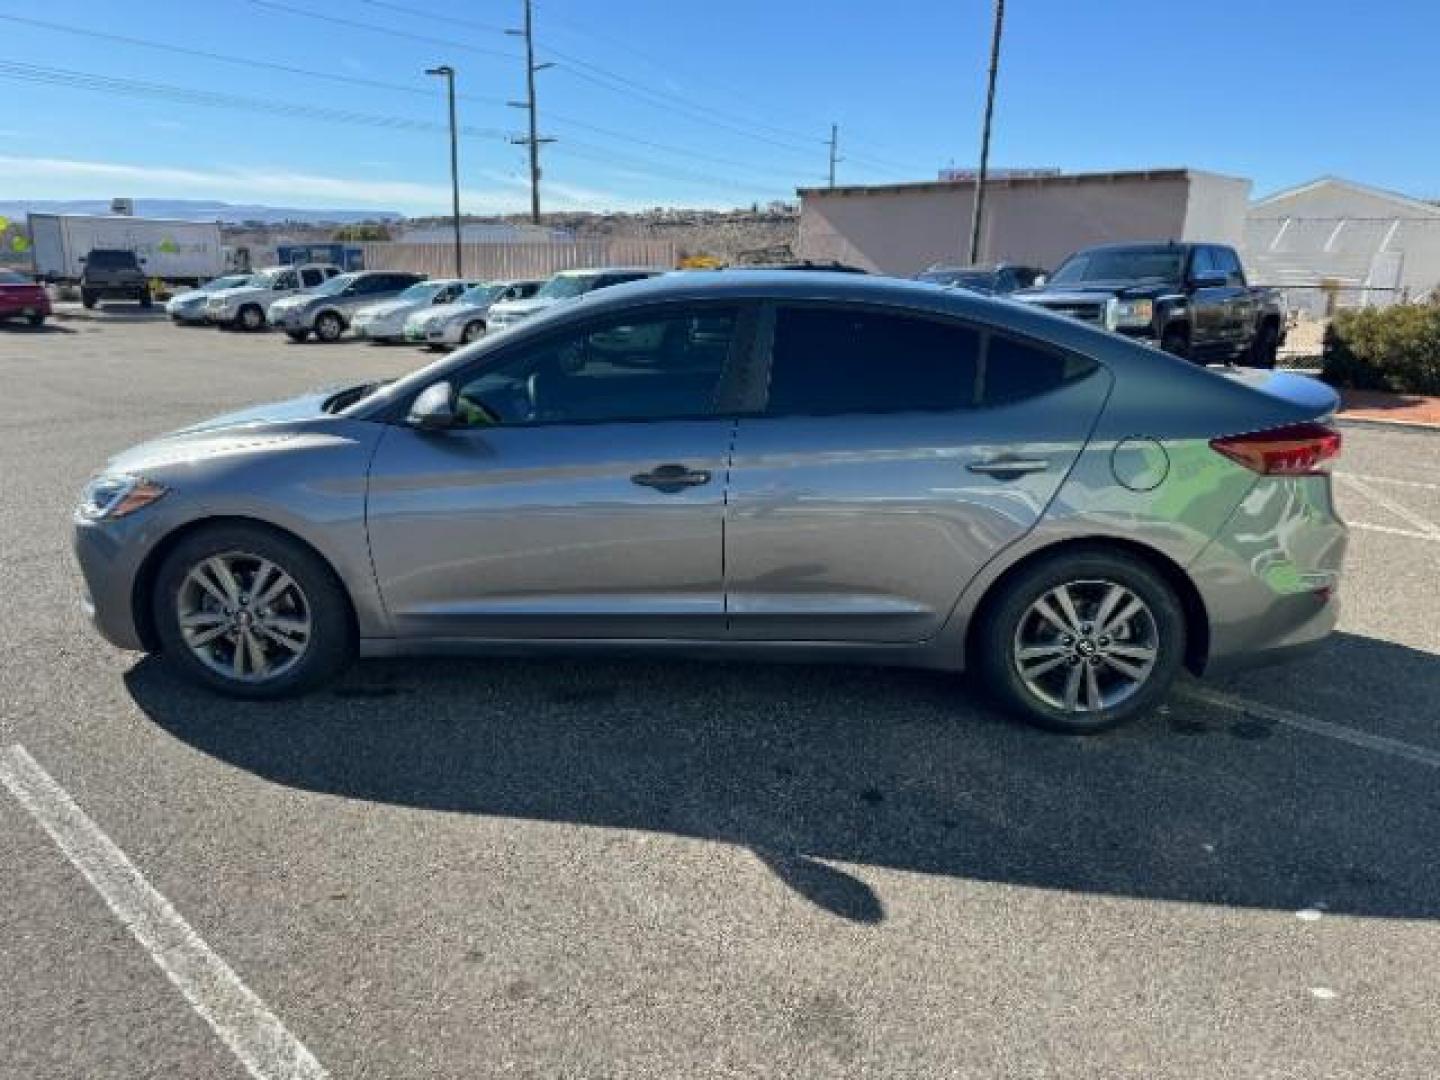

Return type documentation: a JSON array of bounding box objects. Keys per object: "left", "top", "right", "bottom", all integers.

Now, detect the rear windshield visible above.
[{"left": 86, "top": 250, "right": 138, "bottom": 268}]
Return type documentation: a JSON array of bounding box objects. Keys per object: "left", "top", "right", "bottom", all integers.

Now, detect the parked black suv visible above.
[
  {"left": 1015, "top": 242, "right": 1285, "bottom": 366},
  {"left": 80, "top": 249, "right": 151, "bottom": 309}
]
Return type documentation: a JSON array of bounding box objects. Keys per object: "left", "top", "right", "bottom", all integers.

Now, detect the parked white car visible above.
[
  {"left": 402, "top": 279, "right": 544, "bottom": 347},
  {"left": 165, "top": 274, "right": 256, "bottom": 324},
  {"left": 484, "top": 267, "right": 663, "bottom": 332},
  {"left": 204, "top": 264, "right": 340, "bottom": 330},
  {"left": 349, "top": 279, "right": 476, "bottom": 343}
]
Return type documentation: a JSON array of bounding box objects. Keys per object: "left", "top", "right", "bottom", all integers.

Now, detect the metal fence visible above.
[{"left": 360, "top": 239, "right": 677, "bottom": 279}]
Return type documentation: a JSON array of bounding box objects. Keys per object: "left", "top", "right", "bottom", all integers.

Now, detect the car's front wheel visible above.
[
  {"left": 975, "top": 548, "right": 1185, "bottom": 733},
  {"left": 238, "top": 304, "right": 265, "bottom": 331},
  {"left": 152, "top": 524, "right": 355, "bottom": 698},
  {"left": 461, "top": 320, "right": 485, "bottom": 344},
  {"left": 315, "top": 312, "right": 344, "bottom": 342}
]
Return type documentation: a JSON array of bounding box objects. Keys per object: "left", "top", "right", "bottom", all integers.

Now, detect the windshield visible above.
[
  {"left": 458, "top": 284, "right": 503, "bottom": 304},
  {"left": 397, "top": 282, "right": 446, "bottom": 302},
  {"left": 203, "top": 275, "right": 252, "bottom": 291},
  {"left": 535, "top": 275, "right": 592, "bottom": 300},
  {"left": 919, "top": 269, "right": 995, "bottom": 290},
  {"left": 310, "top": 273, "right": 358, "bottom": 296},
  {"left": 1049, "top": 249, "right": 1183, "bottom": 285}
]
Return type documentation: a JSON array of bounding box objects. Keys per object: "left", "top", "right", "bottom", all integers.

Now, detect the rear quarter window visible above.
[{"left": 981, "top": 333, "right": 1098, "bottom": 407}]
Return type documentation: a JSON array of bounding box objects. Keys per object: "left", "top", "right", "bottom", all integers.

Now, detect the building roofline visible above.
[
  {"left": 1251, "top": 175, "right": 1440, "bottom": 217},
  {"left": 797, "top": 167, "right": 1246, "bottom": 198}
]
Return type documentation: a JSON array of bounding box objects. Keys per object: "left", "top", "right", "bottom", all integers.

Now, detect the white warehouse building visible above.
[{"left": 1242, "top": 177, "right": 1440, "bottom": 317}]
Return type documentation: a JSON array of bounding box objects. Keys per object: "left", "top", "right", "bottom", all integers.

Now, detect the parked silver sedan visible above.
[
  {"left": 72, "top": 273, "right": 1346, "bottom": 732},
  {"left": 403, "top": 279, "right": 544, "bottom": 348}
]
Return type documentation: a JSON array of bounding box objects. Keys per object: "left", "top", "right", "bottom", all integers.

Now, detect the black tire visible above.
[
  {"left": 152, "top": 523, "right": 355, "bottom": 699},
  {"left": 285, "top": 330, "right": 309, "bottom": 343},
  {"left": 315, "top": 311, "right": 344, "bottom": 342},
  {"left": 238, "top": 304, "right": 265, "bottom": 332},
  {"left": 1247, "top": 320, "right": 1279, "bottom": 369},
  {"left": 81, "top": 291, "right": 98, "bottom": 310},
  {"left": 27, "top": 313, "right": 45, "bottom": 327},
  {"left": 975, "top": 547, "right": 1186, "bottom": 734},
  {"left": 461, "top": 320, "right": 485, "bottom": 344},
  {"left": 1159, "top": 324, "right": 1190, "bottom": 360},
  {"left": 139, "top": 289, "right": 153, "bottom": 309}
]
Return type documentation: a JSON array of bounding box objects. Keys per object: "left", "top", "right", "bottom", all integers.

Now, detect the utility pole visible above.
[
  {"left": 827, "top": 123, "right": 841, "bottom": 189},
  {"left": 507, "top": 0, "right": 555, "bottom": 224},
  {"left": 967, "top": 0, "right": 1005, "bottom": 265},
  {"left": 425, "top": 64, "right": 462, "bottom": 278}
]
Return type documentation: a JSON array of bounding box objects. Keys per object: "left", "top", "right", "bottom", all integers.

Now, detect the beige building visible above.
[{"left": 797, "top": 168, "right": 1251, "bottom": 277}]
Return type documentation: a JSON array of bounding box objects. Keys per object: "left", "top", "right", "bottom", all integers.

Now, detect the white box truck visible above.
[{"left": 28, "top": 214, "right": 225, "bottom": 286}]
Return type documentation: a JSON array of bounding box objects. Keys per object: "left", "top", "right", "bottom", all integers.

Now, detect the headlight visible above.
[
  {"left": 1106, "top": 298, "right": 1155, "bottom": 330},
  {"left": 78, "top": 475, "right": 168, "bottom": 520}
]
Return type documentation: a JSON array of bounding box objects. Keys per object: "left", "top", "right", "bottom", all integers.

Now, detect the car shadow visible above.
[
  {"left": 0, "top": 321, "right": 75, "bottom": 334},
  {"left": 124, "top": 631, "right": 1440, "bottom": 924}
]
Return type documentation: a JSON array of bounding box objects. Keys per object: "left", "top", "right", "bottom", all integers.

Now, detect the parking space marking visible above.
[
  {"left": 1335, "top": 471, "right": 1440, "bottom": 494},
  {"left": 1348, "top": 521, "right": 1440, "bottom": 542},
  {"left": 1179, "top": 688, "right": 1440, "bottom": 770},
  {"left": 0, "top": 744, "right": 329, "bottom": 1080},
  {"left": 1335, "top": 474, "right": 1439, "bottom": 537}
]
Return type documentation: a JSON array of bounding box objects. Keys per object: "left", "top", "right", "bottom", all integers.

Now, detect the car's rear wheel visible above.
[
  {"left": 1248, "top": 320, "right": 1280, "bottom": 369},
  {"left": 238, "top": 304, "right": 264, "bottom": 331},
  {"left": 27, "top": 313, "right": 45, "bottom": 327},
  {"left": 315, "top": 312, "right": 343, "bottom": 342},
  {"left": 152, "top": 524, "right": 355, "bottom": 698},
  {"left": 461, "top": 320, "right": 485, "bottom": 344},
  {"left": 976, "top": 549, "right": 1185, "bottom": 733}
]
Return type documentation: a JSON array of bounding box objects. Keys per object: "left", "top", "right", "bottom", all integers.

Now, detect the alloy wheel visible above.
[
  {"left": 1011, "top": 579, "right": 1159, "bottom": 714},
  {"left": 176, "top": 551, "right": 312, "bottom": 683}
]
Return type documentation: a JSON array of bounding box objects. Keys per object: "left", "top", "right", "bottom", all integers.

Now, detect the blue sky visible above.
[{"left": 1, "top": 0, "right": 1436, "bottom": 215}]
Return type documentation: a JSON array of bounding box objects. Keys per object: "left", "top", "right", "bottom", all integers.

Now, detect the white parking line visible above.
[
  {"left": 1348, "top": 521, "right": 1440, "bottom": 542},
  {"left": 1335, "top": 474, "right": 1440, "bottom": 537},
  {"left": 1335, "top": 471, "right": 1440, "bottom": 494},
  {"left": 0, "top": 744, "right": 329, "bottom": 1080},
  {"left": 1179, "top": 687, "right": 1440, "bottom": 770}
]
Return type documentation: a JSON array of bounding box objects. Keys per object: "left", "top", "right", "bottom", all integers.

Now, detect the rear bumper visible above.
[
  {"left": 0, "top": 297, "right": 51, "bottom": 318},
  {"left": 1189, "top": 475, "right": 1347, "bottom": 674}
]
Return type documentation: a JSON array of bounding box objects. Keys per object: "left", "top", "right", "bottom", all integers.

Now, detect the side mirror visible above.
[{"left": 407, "top": 381, "right": 456, "bottom": 430}]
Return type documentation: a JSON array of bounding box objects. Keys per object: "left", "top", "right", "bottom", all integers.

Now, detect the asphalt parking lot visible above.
[{"left": 2, "top": 309, "right": 1439, "bottom": 1079}]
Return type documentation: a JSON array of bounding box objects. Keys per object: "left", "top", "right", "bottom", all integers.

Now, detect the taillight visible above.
[{"left": 1209, "top": 421, "right": 1341, "bottom": 475}]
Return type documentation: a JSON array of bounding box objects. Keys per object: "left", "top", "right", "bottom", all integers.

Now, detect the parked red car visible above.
[{"left": 0, "top": 269, "right": 51, "bottom": 326}]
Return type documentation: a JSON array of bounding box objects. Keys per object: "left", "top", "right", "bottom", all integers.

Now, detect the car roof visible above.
[{"left": 552, "top": 266, "right": 662, "bottom": 277}]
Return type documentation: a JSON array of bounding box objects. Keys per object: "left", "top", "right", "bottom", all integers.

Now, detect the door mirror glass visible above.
[{"left": 407, "top": 381, "right": 456, "bottom": 430}]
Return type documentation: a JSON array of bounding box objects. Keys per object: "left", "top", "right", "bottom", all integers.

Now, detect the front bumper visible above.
[
  {"left": 354, "top": 319, "right": 405, "bottom": 340},
  {"left": 73, "top": 515, "right": 154, "bottom": 652}
]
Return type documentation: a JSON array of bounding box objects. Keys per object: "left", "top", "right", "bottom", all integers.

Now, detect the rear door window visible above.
[
  {"left": 299, "top": 267, "right": 325, "bottom": 288},
  {"left": 764, "top": 306, "right": 980, "bottom": 415}
]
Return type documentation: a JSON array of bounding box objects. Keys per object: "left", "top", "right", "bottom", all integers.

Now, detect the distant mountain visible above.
[{"left": 0, "top": 198, "right": 403, "bottom": 225}]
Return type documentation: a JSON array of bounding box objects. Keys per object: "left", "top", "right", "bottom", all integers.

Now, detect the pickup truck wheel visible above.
[
  {"left": 1160, "top": 325, "right": 1190, "bottom": 360},
  {"left": 1248, "top": 321, "right": 1280, "bottom": 369},
  {"left": 81, "top": 291, "right": 98, "bottom": 310},
  {"left": 315, "top": 312, "right": 344, "bottom": 342},
  {"left": 238, "top": 304, "right": 265, "bottom": 331},
  {"left": 138, "top": 289, "right": 153, "bottom": 309}
]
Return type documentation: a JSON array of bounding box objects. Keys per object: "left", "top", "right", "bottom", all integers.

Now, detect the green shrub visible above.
[{"left": 1322, "top": 303, "right": 1440, "bottom": 396}]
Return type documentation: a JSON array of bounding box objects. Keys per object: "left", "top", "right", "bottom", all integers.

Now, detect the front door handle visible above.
[
  {"left": 967, "top": 457, "right": 1050, "bottom": 478},
  {"left": 631, "top": 463, "right": 712, "bottom": 493}
]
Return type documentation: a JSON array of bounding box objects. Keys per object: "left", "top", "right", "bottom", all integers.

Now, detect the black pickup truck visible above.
[{"left": 1014, "top": 242, "right": 1285, "bottom": 367}]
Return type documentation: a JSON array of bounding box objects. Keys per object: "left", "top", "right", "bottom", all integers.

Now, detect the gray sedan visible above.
[{"left": 73, "top": 272, "right": 1346, "bottom": 732}]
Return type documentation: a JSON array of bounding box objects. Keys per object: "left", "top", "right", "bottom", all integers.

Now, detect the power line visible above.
[
  {"left": 0, "top": 13, "right": 510, "bottom": 108},
  {"left": 247, "top": 0, "right": 523, "bottom": 64},
  {"left": 356, "top": 0, "right": 508, "bottom": 34}
]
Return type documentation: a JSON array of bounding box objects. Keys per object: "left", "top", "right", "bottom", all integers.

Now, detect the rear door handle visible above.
[
  {"left": 631, "top": 463, "right": 712, "bottom": 493},
  {"left": 967, "top": 457, "right": 1050, "bottom": 478}
]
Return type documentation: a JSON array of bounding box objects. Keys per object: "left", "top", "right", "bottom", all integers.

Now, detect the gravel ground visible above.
[{"left": 2, "top": 310, "right": 1439, "bottom": 1079}]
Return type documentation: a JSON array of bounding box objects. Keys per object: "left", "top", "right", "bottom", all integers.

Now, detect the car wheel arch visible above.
[
  {"left": 131, "top": 515, "right": 359, "bottom": 654},
  {"left": 962, "top": 536, "right": 1210, "bottom": 677}
]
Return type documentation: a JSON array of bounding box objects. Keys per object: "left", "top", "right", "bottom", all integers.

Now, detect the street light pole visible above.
[
  {"left": 426, "top": 64, "right": 463, "bottom": 278},
  {"left": 967, "top": 0, "right": 1005, "bottom": 265}
]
